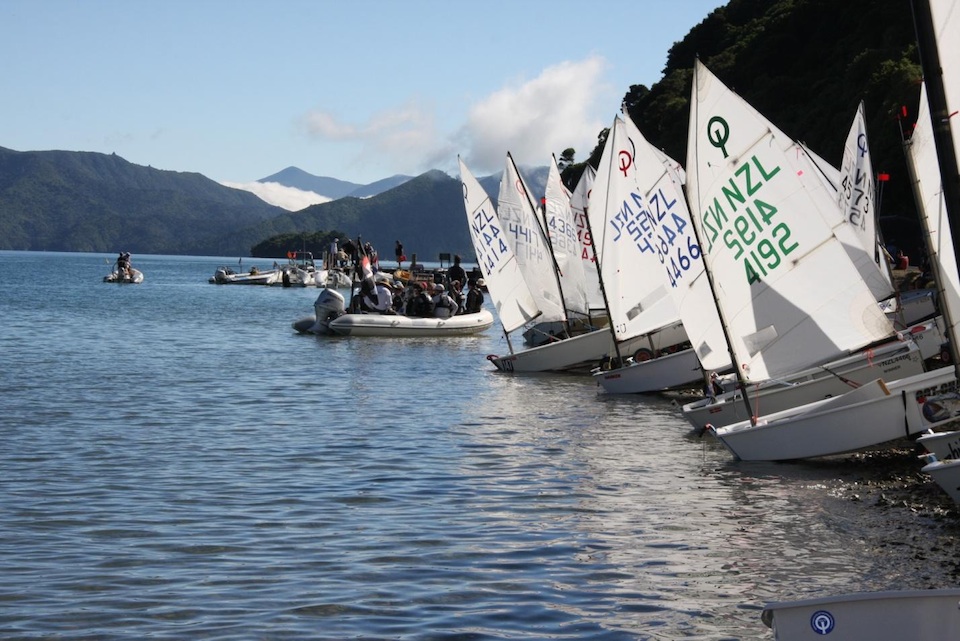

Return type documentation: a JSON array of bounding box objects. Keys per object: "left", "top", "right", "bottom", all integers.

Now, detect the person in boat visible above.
[
  {"left": 117, "top": 251, "right": 131, "bottom": 277},
  {"left": 406, "top": 282, "right": 435, "bottom": 318},
  {"left": 448, "top": 254, "right": 467, "bottom": 289},
  {"left": 465, "top": 278, "right": 485, "bottom": 314},
  {"left": 359, "top": 275, "right": 394, "bottom": 313},
  {"left": 432, "top": 283, "right": 458, "bottom": 319},
  {"left": 390, "top": 281, "right": 406, "bottom": 313},
  {"left": 449, "top": 279, "right": 465, "bottom": 315},
  {"left": 364, "top": 242, "right": 379, "bottom": 273}
]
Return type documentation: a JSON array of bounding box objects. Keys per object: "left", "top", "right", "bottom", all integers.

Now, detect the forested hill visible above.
[
  {"left": 0, "top": 146, "right": 285, "bottom": 255},
  {"left": 607, "top": 0, "right": 925, "bottom": 257}
]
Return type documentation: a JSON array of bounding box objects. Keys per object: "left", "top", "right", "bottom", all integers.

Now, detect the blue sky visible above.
[{"left": 1, "top": 0, "right": 724, "bottom": 205}]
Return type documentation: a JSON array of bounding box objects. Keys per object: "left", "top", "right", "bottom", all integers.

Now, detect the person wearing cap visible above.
[
  {"left": 432, "top": 283, "right": 458, "bottom": 318},
  {"left": 465, "top": 278, "right": 485, "bottom": 314}
]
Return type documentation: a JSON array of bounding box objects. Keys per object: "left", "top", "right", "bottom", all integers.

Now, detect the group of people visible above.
[
  {"left": 354, "top": 274, "right": 485, "bottom": 318},
  {"left": 116, "top": 251, "right": 133, "bottom": 276}
]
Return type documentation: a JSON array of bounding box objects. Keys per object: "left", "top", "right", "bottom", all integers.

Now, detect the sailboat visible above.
[
  {"left": 681, "top": 59, "right": 948, "bottom": 461},
  {"left": 458, "top": 156, "right": 541, "bottom": 336},
  {"left": 484, "top": 154, "right": 648, "bottom": 373},
  {"left": 587, "top": 114, "right": 703, "bottom": 393},
  {"left": 681, "top": 101, "right": 932, "bottom": 432}
]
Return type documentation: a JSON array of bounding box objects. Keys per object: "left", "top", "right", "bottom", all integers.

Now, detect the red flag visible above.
[{"left": 877, "top": 172, "right": 890, "bottom": 182}]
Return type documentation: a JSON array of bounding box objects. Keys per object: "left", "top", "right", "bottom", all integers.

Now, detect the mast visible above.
[{"left": 911, "top": 0, "right": 960, "bottom": 374}]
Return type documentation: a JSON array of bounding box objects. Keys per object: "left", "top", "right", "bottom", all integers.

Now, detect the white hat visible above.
[{"left": 434, "top": 283, "right": 445, "bottom": 291}]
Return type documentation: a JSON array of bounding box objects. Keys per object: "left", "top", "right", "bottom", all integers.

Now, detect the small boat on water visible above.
[
  {"left": 761, "top": 589, "right": 960, "bottom": 640},
  {"left": 293, "top": 288, "right": 495, "bottom": 337},
  {"left": 103, "top": 267, "right": 144, "bottom": 284},
  {"left": 209, "top": 264, "right": 280, "bottom": 285},
  {"left": 103, "top": 252, "right": 144, "bottom": 283}
]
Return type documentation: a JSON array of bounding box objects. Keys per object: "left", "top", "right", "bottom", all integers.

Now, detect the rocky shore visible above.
[{"left": 781, "top": 442, "right": 960, "bottom": 585}]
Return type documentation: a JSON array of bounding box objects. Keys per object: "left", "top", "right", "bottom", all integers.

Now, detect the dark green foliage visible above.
[
  {"left": 610, "top": 0, "right": 924, "bottom": 255},
  {"left": 0, "top": 146, "right": 284, "bottom": 255},
  {"left": 250, "top": 230, "right": 348, "bottom": 258}
]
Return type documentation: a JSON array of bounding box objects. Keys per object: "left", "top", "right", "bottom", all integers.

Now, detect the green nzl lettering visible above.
[{"left": 702, "top": 155, "right": 781, "bottom": 252}]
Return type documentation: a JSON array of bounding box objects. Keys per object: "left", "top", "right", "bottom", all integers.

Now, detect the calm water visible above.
[{"left": 0, "top": 250, "right": 955, "bottom": 640}]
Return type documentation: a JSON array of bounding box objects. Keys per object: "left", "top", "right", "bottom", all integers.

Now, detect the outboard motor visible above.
[
  {"left": 311, "top": 288, "right": 346, "bottom": 333},
  {"left": 291, "top": 288, "right": 346, "bottom": 335}
]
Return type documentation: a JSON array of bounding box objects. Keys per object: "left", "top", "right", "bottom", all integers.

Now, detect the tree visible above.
[{"left": 557, "top": 148, "right": 576, "bottom": 171}]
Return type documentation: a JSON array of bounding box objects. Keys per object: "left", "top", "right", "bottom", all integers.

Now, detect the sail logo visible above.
[
  {"left": 618, "top": 149, "right": 633, "bottom": 177},
  {"left": 708, "top": 116, "right": 731, "bottom": 158},
  {"left": 810, "top": 610, "right": 835, "bottom": 635}
]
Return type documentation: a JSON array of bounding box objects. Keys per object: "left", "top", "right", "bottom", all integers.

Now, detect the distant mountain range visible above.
[
  {"left": 0, "top": 144, "right": 537, "bottom": 259},
  {"left": 257, "top": 166, "right": 413, "bottom": 200}
]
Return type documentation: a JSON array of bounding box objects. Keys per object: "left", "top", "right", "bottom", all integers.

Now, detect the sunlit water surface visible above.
[{"left": 0, "top": 251, "right": 954, "bottom": 640}]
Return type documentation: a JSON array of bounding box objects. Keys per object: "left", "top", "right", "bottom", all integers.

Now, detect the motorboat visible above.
[
  {"left": 103, "top": 267, "right": 144, "bottom": 284},
  {"left": 209, "top": 264, "right": 280, "bottom": 285},
  {"left": 292, "top": 288, "right": 495, "bottom": 337}
]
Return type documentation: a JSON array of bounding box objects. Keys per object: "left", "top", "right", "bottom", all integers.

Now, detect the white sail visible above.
[
  {"left": 931, "top": 0, "right": 960, "bottom": 162},
  {"left": 910, "top": 86, "right": 960, "bottom": 366},
  {"left": 543, "top": 156, "right": 590, "bottom": 316},
  {"left": 685, "top": 60, "right": 893, "bottom": 383},
  {"left": 458, "top": 157, "right": 540, "bottom": 333},
  {"left": 588, "top": 115, "right": 681, "bottom": 342},
  {"left": 620, "top": 115, "right": 729, "bottom": 372},
  {"left": 497, "top": 153, "right": 567, "bottom": 324},
  {"left": 569, "top": 165, "right": 604, "bottom": 309},
  {"left": 838, "top": 101, "right": 893, "bottom": 290}
]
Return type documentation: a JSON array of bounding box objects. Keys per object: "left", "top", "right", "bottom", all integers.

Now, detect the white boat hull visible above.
[
  {"left": 682, "top": 340, "right": 926, "bottom": 431},
  {"left": 762, "top": 589, "right": 960, "bottom": 640},
  {"left": 324, "top": 309, "right": 495, "bottom": 337},
  {"left": 211, "top": 268, "right": 280, "bottom": 285},
  {"left": 922, "top": 457, "right": 960, "bottom": 503},
  {"left": 103, "top": 268, "right": 144, "bottom": 284},
  {"left": 711, "top": 379, "right": 907, "bottom": 461},
  {"left": 488, "top": 321, "right": 686, "bottom": 374},
  {"left": 593, "top": 346, "right": 703, "bottom": 394},
  {"left": 917, "top": 429, "right": 960, "bottom": 461},
  {"left": 904, "top": 315, "right": 947, "bottom": 360},
  {"left": 711, "top": 367, "right": 958, "bottom": 461}
]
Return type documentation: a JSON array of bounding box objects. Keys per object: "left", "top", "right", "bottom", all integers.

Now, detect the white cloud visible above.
[
  {"left": 297, "top": 55, "right": 613, "bottom": 181},
  {"left": 222, "top": 180, "right": 331, "bottom": 212},
  {"left": 301, "top": 101, "right": 440, "bottom": 178},
  {"left": 457, "top": 56, "right": 612, "bottom": 176}
]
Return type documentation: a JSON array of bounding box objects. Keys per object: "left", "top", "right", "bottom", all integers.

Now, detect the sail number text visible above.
[{"left": 701, "top": 154, "right": 798, "bottom": 285}]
